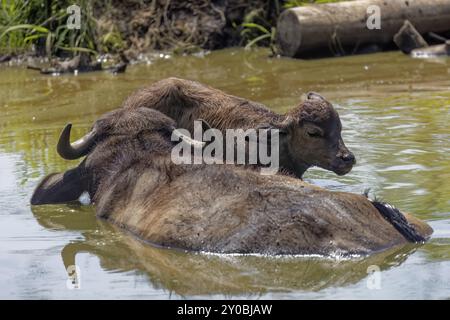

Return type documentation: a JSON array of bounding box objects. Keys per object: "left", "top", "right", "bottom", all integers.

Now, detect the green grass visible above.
[
  {"left": 0, "top": 0, "right": 41, "bottom": 54},
  {"left": 238, "top": 3, "right": 278, "bottom": 53},
  {"left": 0, "top": 0, "right": 98, "bottom": 56}
]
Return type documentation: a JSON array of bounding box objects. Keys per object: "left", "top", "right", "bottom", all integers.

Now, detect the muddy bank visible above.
[
  {"left": 0, "top": 0, "right": 278, "bottom": 65},
  {"left": 93, "top": 0, "right": 278, "bottom": 59},
  {"left": 1, "top": 0, "right": 280, "bottom": 70}
]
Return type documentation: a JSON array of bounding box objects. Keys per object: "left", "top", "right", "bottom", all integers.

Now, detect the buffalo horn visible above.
[{"left": 57, "top": 124, "right": 97, "bottom": 160}]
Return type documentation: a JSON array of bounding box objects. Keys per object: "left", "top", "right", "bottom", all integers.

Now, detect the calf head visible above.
[
  {"left": 31, "top": 108, "right": 202, "bottom": 205},
  {"left": 275, "top": 93, "right": 355, "bottom": 177}
]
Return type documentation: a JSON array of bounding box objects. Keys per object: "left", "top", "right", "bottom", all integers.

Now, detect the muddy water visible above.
[{"left": 0, "top": 49, "right": 449, "bottom": 299}]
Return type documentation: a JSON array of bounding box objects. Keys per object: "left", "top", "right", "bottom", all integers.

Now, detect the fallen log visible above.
[{"left": 276, "top": 0, "right": 450, "bottom": 58}]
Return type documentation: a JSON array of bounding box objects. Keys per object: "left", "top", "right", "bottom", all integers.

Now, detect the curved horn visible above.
[
  {"left": 57, "top": 124, "right": 97, "bottom": 160},
  {"left": 172, "top": 128, "right": 205, "bottom": 148}
]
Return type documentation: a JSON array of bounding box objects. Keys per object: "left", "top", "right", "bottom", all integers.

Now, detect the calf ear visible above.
[
  {"left": 306, "top": 91, "right": 326, "bottom": 101},
  {"left": 273, "top": 116, "right": 296, "bottom": 136},
  {"left": 30, "top": 167, "right": 89, "bottom": 205},
  {"left": 246, "top": 121, "right": 291, "bottom": 145},
  {"left": 299, "top": 91, "right": 327, "bottom": 103}
]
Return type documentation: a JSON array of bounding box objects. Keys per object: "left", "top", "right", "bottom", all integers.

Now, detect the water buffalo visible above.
[
  {"left": 121, "top": 77, "right": 356, "bottom": 178},
  {"left": 31, "top": 107, "right": 431, "bottom": 256}
]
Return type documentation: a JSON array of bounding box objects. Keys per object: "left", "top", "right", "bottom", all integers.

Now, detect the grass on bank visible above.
[{"left": 0, "top": 0, "right": 116, "bottom": 56}]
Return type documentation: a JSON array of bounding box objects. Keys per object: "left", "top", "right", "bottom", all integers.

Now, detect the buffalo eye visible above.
[{"left": 306, "top": 128, "right": 323, "bottom": 138}]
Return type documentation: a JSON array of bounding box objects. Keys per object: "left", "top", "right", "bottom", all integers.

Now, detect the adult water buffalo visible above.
[
  {"left": 31, "top": 108, "right": 431, "bottom": 255},
  {"left": 121, "top": 77, "right": 355, "bottom": 178}
]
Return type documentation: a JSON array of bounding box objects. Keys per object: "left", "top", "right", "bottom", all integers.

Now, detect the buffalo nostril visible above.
[{"left": 342, "top": 153, "right": 355, "bottom": 163}]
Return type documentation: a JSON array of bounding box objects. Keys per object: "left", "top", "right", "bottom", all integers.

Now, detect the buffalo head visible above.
[
  {"left": 271, "top": 92, "right": 355, "bottom": 177},
  {"left": 31, "top": 108, "right": 204, "bottom": 205}
]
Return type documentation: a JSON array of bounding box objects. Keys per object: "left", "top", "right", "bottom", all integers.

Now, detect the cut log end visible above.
[{"left": 276, "top": 10, "right": 302, "bottom": 58}]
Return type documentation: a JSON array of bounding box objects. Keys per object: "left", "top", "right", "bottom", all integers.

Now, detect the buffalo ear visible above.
[
  {"left": 273, "top": 116, "right": 296, "bottom": 136},
  {"left": 31, "top": 167, "right": 89, "bottom": 205},
  {"left": 247, "top": 120, "right": 293, "bottom": 145},
  {"left": 306, "top": 91, "right": 326, "bottom": 101},
  {"left": 300, "top": 91, "right": 327, "bottom": 102}
]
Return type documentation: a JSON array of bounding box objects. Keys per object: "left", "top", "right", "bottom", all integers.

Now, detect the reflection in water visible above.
[
  {"left": 31, "top": 204, "right": 418, "bottom": 297},
  {"left": 0, "top": 49, "right": 449, "bottom": 298}
]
